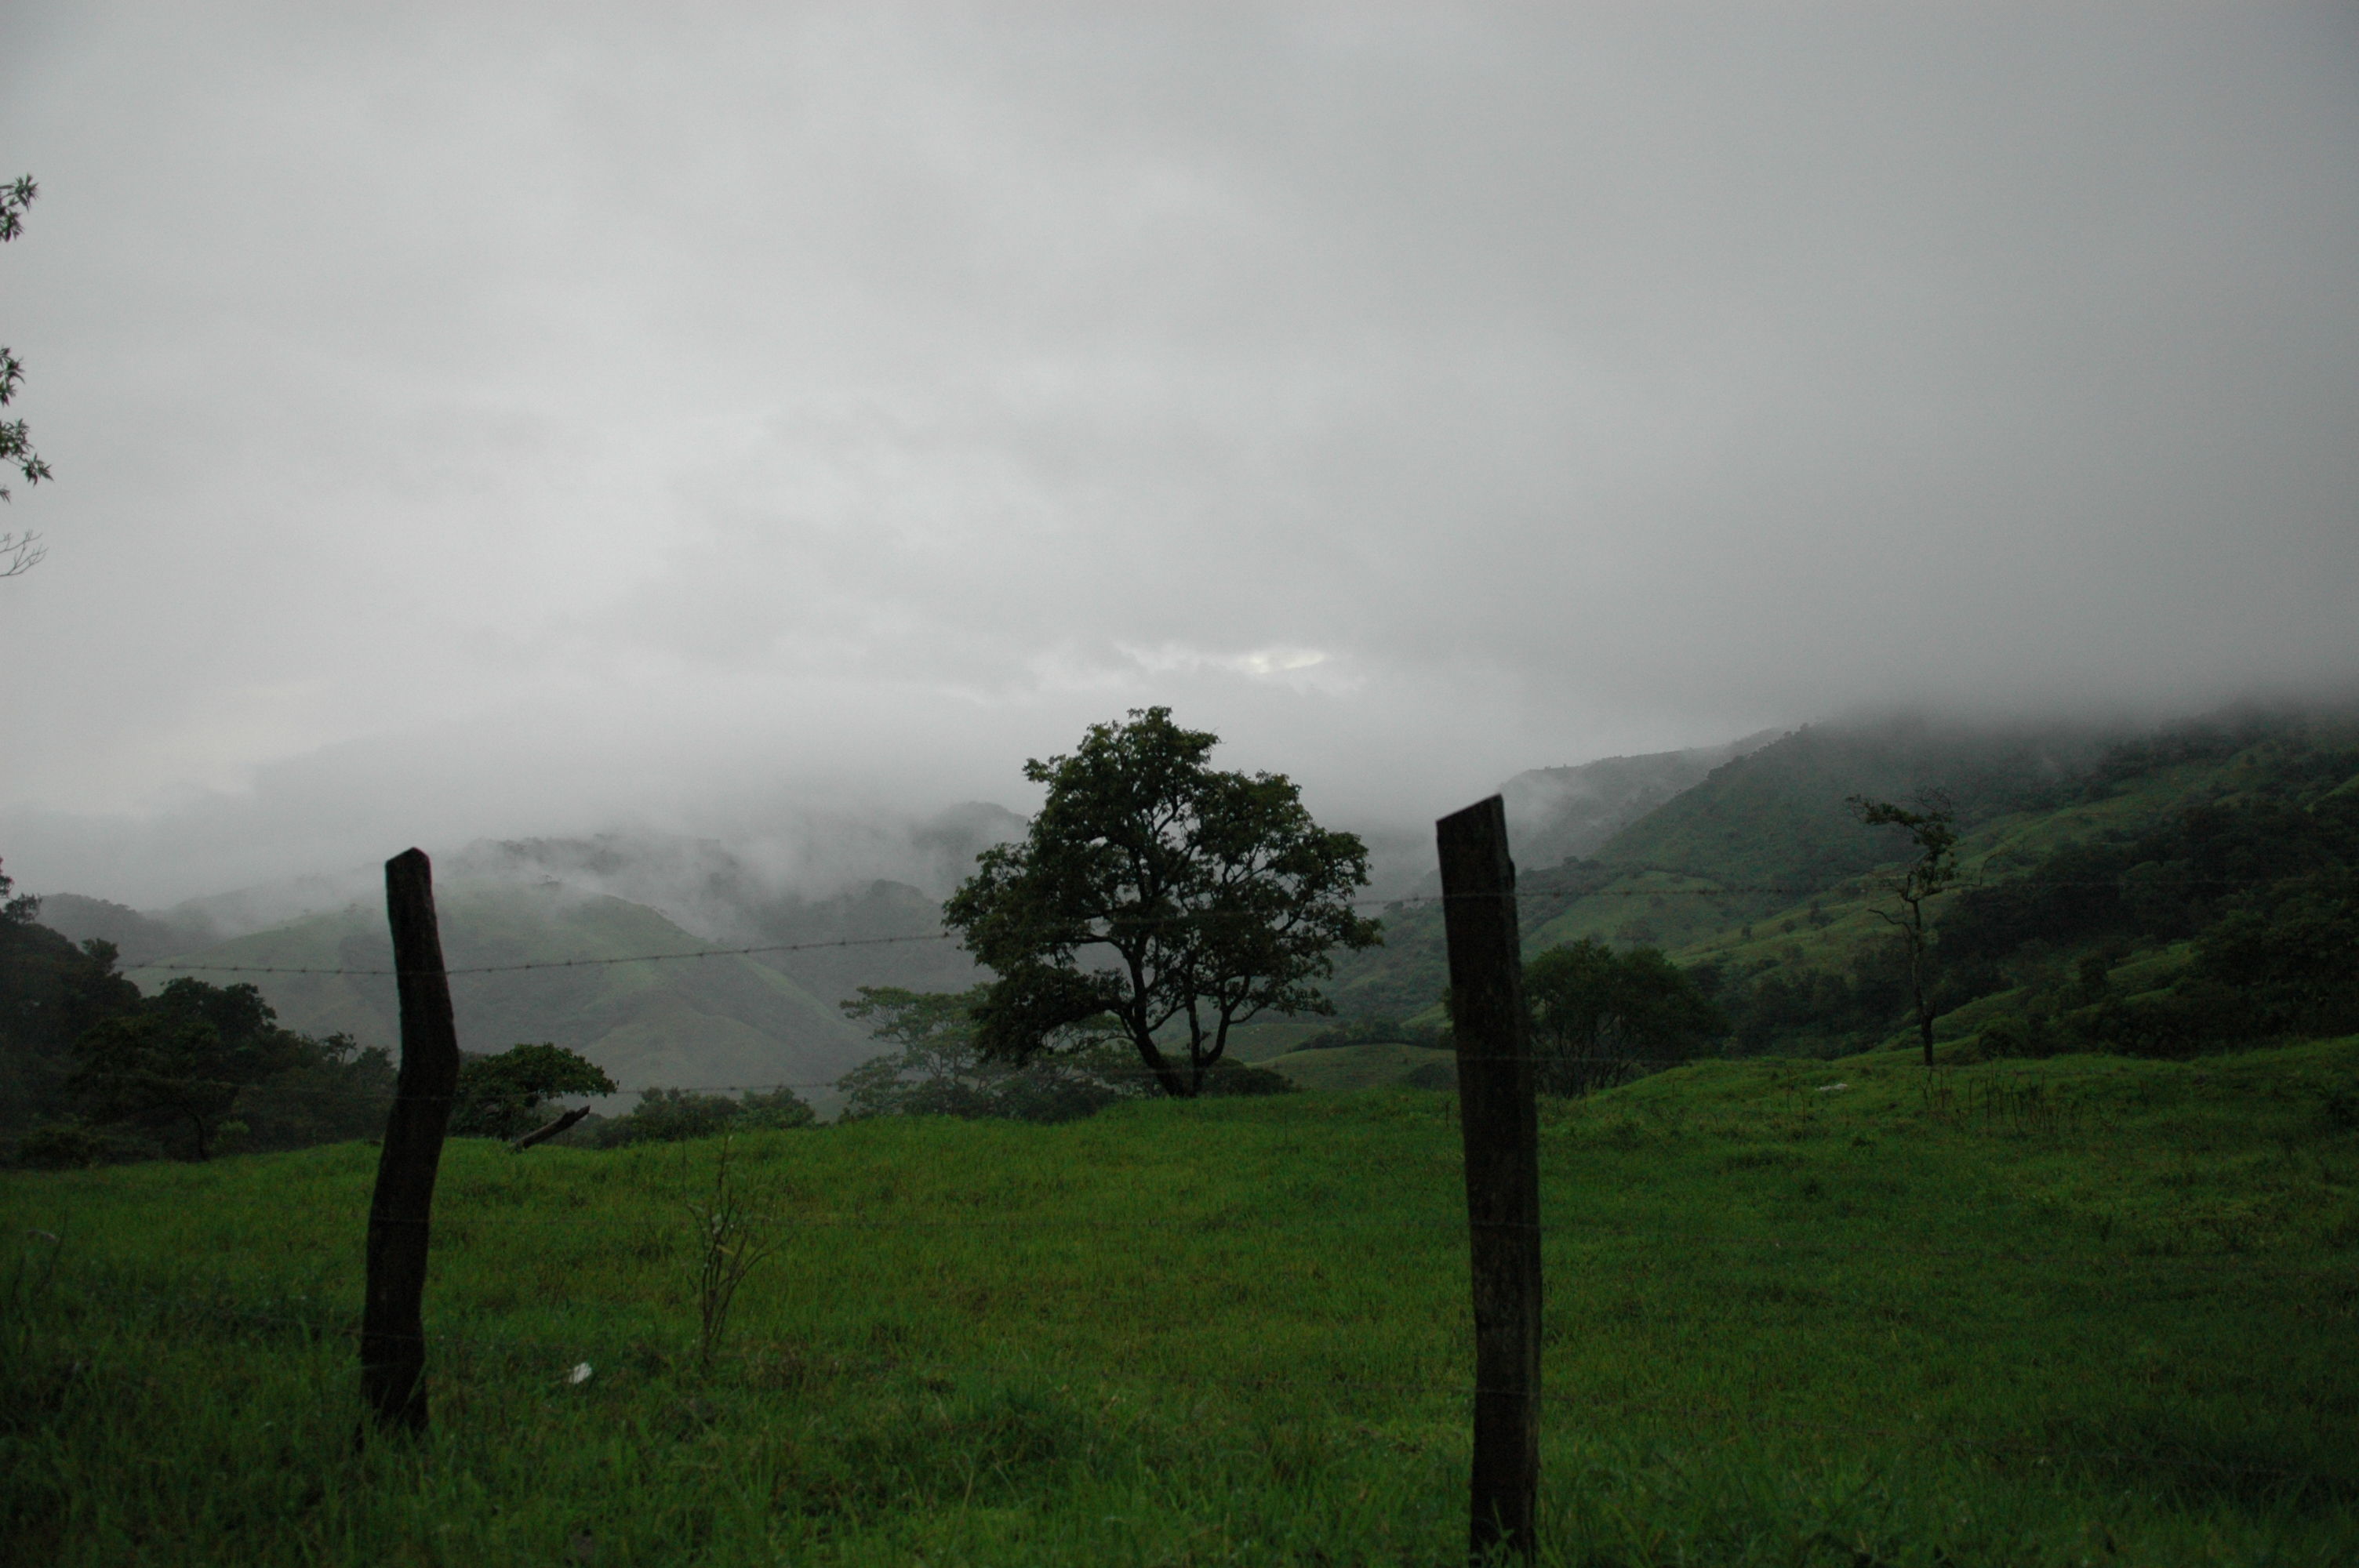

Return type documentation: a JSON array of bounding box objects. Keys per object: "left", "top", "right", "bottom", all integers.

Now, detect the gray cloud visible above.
[{"left": 2, "top": 2, "right": 2354, "bottom": 903}]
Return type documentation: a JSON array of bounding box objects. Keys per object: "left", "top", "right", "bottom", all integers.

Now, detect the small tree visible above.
[
  {"left": 942, "top": 708, "right": 1381, "bottom": 1098},
  {"left": 449, "top": 1043, "right": 617, "bottom": 1139},
  {"left": 1524, "top": 938, "right": 1724, "bottom": 1094},
  {"left": 838, "top": 986, "right": 997, "bottom": 1117},
  {"left": 837, "top": 984, "right": 1141, "bottom": 1122},
  {"left": 1850, "top": 793, "right": 1960, "bottom": 1066}
]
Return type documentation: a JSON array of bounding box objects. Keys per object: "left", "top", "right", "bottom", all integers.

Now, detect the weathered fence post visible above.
[
  {"left": 360, "top": 848, "right": 463, "bottom": 1436},
  {"left": 1438, "top": 797, "right": 1541, "bottom": 1563}
]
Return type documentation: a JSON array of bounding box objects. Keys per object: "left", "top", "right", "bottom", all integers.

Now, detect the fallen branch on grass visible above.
[{"left": 509, "top": 1106, "right": 592, "bottom": 1152}]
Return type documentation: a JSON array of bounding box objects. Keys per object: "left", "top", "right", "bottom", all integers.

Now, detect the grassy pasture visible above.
[{"left": 5, "top": 1041, "right": 2357, "bottom": 1565}]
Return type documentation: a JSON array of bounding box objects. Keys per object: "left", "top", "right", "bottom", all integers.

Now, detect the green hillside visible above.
[
  {"left": 1327, "top": 707, "right": 2359, "bottom": 1058},
  {"left": 5, "top": 1040, "right": 2355, "bottom": 1563},
  {"left": 1498, "top": 728, "right": 1776, "bottom": 871},
  {"left": 128, "top": 883, "right": 868, "bottom": 1095},
  {"left": 1593, "top": 715, "right": 2116, "bottom": 890}
]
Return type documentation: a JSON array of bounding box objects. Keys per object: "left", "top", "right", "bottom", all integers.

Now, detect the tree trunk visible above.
[
  {"left": 1129, "top": 1030, "right": 1190, "bottom": 1098},
  {"left": 1907, "top": 902, "right": 1936, "bottom": 1067}
]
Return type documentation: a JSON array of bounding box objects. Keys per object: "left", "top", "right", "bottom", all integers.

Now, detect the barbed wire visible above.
[
  {"left": 136, "top": 929, "right": 962, "bottom": 978},
  {"left": 185, "top": 1047, "right": 2141, "bottom": 1109},
  {"left": 119, "top": 865, "right": 2339, "bottom": 980},
  {"left": 225, "top": 1052, "right": 2090, "bottom": 1098}
]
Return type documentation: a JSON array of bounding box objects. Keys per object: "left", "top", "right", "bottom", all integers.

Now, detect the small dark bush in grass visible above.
[
  {"left": 1979, "top": 1015, "right": 2063, "bottom": 1060},
  {"left": 11, "top": 1121, "right": 128, "bottom": 1170},
  {"left": 837, "top": 985, "right": 1146, "bottom": 1123},
  {"left": 735, "top": 1087, "right": 816, "bottom": 1131},
  {"left": 1199, "top": 1059, "right": 1296, "bottom": 1096},
  {"left": 1295, "top": 1015, "right": 1413, "bottom": 1052}
]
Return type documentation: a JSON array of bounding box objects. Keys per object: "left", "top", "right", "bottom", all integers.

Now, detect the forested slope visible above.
[{"left": 1321, "top": 705, "right": 2359, "bottom": 1063}]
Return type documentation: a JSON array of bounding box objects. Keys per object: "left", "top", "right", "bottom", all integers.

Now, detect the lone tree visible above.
[
  {"left": 943, "top": 707, "right": 1381, "bottom": 1098},
  {"left": 1850, "top": 793, "right": 1960, "bottom": 1066},
  {"left": 2, "top": 174, "right": 52, "bottom": 577}
]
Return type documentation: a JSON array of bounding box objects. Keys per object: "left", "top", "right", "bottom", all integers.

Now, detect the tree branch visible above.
[{"left": 509, "top": 1105, "right": 591, "bottom": 1152}]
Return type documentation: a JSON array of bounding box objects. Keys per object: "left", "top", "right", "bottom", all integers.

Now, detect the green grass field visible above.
[{"left": 6, "top": 1040, "right": 2357, "bottom": 1565}]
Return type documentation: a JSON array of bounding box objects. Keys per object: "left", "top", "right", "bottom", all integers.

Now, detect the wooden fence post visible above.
[
  {"left": 360, "top": 848, "right": 463, "bottom": 1436},
  {"left": 1438, "top": 797, "right": 1541, "bottom": 1563}
]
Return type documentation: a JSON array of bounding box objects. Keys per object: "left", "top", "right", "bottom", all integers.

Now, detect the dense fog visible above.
[{"left": 2, "top": 3, "right": 2354, "bottom": 906}]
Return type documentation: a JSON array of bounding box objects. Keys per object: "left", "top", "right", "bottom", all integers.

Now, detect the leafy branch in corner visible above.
[{"left": 3, "top": 173, "right": 53, "bottom": 577}]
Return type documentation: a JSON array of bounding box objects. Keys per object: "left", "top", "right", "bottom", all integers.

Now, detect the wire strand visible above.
[{"left": 125, "top": 865, "right": 2340, "bottom": 979}]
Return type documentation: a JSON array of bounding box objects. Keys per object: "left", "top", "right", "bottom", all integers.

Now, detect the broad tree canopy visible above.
[
  {"left": 943, "top": 707, "right": 1380, "bottom": 1098},
  {"left": 68, "top": 978, "right": 311, "bottom": 1160}
]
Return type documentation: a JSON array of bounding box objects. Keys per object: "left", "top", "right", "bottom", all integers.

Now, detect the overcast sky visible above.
[{"left": 3, "top": 2, "right": 2355, "bottom": 906}]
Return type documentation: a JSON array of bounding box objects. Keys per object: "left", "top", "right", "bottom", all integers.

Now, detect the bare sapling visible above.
[{"left": 685, "top": 1138, "right": 777, "bottom": 1370}]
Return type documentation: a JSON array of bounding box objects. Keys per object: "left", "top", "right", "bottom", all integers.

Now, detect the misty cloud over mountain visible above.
[
  {"left": 32, "top": 801, "right": 1028, "bottom": 951},
  {"left": 2, "top": 4, "right": 2354, "bottom": 904}
]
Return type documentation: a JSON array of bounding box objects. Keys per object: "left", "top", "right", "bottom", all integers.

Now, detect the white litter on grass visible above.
[
  {"left": 568, "top": 1363, "right": 594, "bottom": 1385},
  {"left": 1816, "top": 1083, "right": 1849, "bottom": 1094}
]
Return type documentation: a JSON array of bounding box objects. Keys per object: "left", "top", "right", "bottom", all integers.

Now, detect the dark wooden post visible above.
[
  {"left": 1438, "top": 797, "right": 1541, "bottom": 1563},
  {"left": 360, "top": 848, "right": 463, "bottom": 1436}
]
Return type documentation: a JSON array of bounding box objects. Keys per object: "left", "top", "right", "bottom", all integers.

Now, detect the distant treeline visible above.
[
  {"left": 1310, "top": 710, "right": 2359, "bottom": 1073},
  {"left": 9, "top": 709, "right": 2355, "bottom": 1163},
  {"left": 0, "top": 887, "right": 1295, "bottom": 1169}
]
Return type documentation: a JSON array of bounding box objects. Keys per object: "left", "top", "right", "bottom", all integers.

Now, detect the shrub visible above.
[
  {"left": 595, "top": 1086, "right": 816, "bottom": 1148},
  {"left": 1200, "top": 1060, "right": 1296, "bottom": 1097}
]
